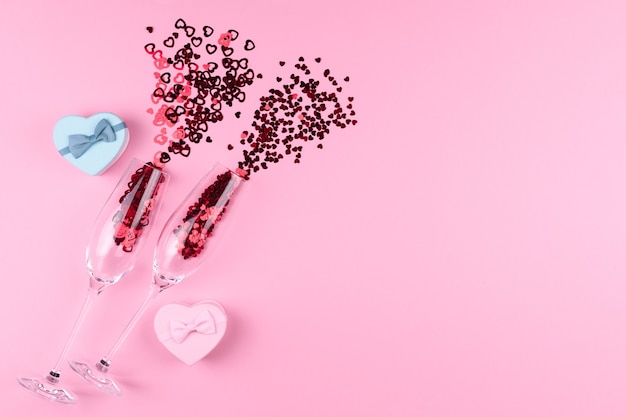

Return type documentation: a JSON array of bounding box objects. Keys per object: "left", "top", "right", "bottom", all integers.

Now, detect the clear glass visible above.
[
  {"left": 69, "top": 162, "right": 244, "bottom": 396},
  {"left": 17, "top": 159, "right": 169, "bottom": 404}
]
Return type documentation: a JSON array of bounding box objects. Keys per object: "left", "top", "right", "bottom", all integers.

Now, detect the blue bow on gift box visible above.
[{"left": 58, "top": 119, "right": 127, "bottom": 158}]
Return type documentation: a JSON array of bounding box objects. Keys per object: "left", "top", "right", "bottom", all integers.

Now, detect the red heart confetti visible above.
[
  {"left": 144, "top": 20, "right": 357, "bottom": 175},
  {"left": 145, "top": 18, "right": 262, "bottom": 164},
  {"left": 228, "top": 57, "right": 358, "bottom": 177}
]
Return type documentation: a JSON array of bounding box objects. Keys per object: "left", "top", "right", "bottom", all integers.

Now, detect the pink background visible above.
[{"left": 2, "top": 0, "right": 626, "bottom": 415}]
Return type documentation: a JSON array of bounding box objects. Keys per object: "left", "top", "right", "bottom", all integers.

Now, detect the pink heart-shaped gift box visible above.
[{"left": 154, "top": 301, "right": 227, "bottom": 366}]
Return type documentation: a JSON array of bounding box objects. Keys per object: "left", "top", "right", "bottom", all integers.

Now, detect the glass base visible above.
[
  {"left": 68, "top": 360, "right": 122, "bottom": 396},
  {"left": 17, "top": 376, "right": 78, "bottom": 404}
]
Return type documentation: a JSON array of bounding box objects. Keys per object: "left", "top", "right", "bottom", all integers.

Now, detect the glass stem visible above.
[
  {"left": 100, "top": 283, "right": 160, "bottom": 367},
  {"left": 49, "top": 287, "right": 99, "bottom": 381}
]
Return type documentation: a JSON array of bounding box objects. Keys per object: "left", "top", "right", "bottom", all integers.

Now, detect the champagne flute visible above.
[
  {"left": 69, "top": 162, "right": 244, "bottom": 395},
  {"left": 17, "top": 159, "right": 169, "bottom": 404}
]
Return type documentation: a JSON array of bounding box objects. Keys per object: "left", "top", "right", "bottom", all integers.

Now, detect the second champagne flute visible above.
[{"left": 69, "top": 162, "right": 245, "bottom": 395}]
